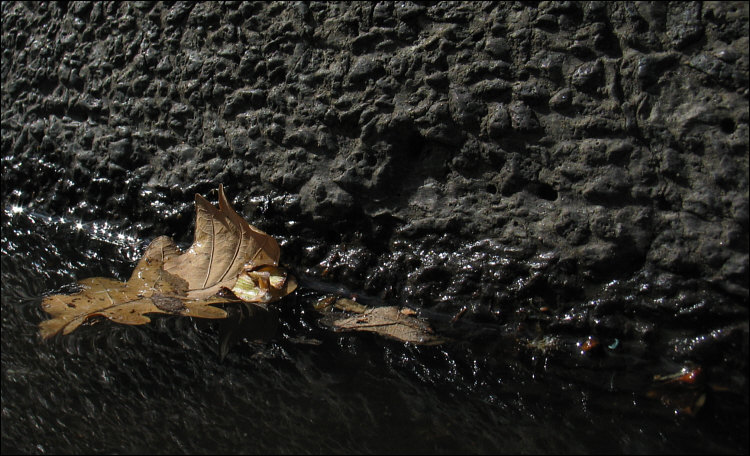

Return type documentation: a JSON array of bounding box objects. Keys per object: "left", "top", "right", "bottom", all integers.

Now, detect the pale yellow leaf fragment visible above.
[{"left": 230, "top": 265, "right": 298, "bottom": 305}]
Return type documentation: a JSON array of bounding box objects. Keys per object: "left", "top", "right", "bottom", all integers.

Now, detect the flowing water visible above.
[{"left": 1, "top": 204, "right": 747, "bottom": 454}]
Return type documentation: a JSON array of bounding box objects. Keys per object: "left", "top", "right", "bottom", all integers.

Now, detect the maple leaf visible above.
[{"left": 164, "top": 184, "right": 281, "bottom": 300}]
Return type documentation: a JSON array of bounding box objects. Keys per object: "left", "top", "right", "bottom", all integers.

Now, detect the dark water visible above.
[{"left": 1, "top": 205, "right": 747, "bottom": 454}]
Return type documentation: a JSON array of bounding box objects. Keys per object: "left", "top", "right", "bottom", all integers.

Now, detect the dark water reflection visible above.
[{"left": 1, "top": 206, "right": 746, "bottom": 454}]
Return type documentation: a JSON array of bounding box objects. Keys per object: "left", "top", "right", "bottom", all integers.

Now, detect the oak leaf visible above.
[{"left": 39, "top": 236, "right": 233, "bottom": 339}]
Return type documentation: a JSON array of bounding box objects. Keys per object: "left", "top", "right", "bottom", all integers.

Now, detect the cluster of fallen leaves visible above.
[
  {"left": 40, "top": 185, "right": 295, "bottom": 339},
  {"left": 40, "top": 185, "right": 443, "bottom": 347}
]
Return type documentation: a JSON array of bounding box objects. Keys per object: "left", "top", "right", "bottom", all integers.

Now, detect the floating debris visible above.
[{"left": 648, "top": 366, "right": 707, "bottom": 416}]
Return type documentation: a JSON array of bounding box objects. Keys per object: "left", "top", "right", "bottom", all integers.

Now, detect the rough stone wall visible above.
[{"left": 2, "top": 2, "right": 748, "bottom": 367}]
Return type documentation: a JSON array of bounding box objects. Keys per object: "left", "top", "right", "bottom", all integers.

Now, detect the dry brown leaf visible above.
[
  {"left": 164, "top": 184, "right": 281, "bottom": 299},
  {"left": 333, "top": 306, "right": 444, "bottom": 345},
  {"left": 39, "top": 236, "right": 234, "bottom": 339}
]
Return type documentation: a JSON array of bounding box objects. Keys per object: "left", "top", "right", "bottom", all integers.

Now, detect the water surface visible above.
[{"left": 1, "top": 206, "right": 746, "bottom": 454}]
